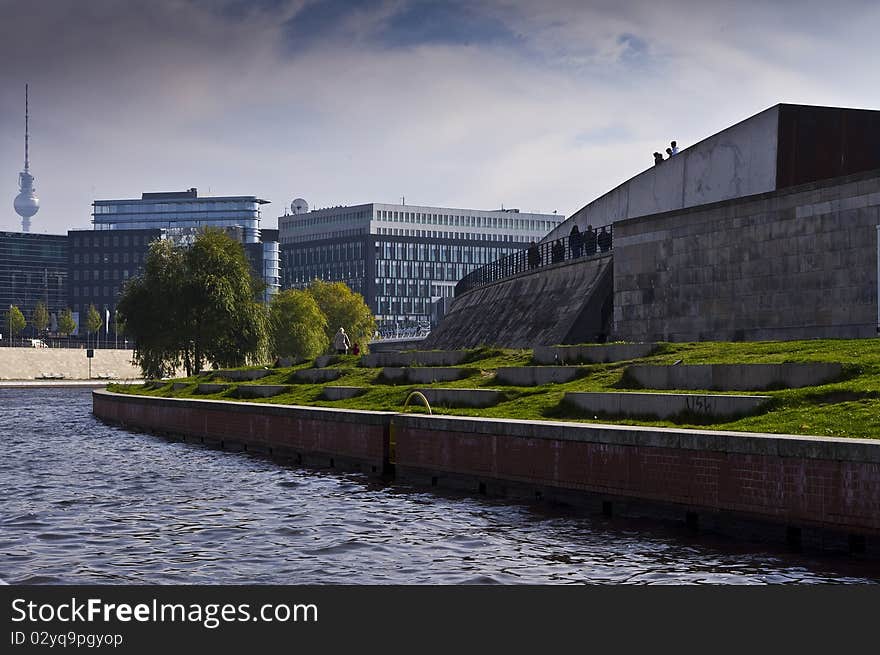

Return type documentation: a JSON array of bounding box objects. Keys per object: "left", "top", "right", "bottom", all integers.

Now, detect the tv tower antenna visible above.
[{"left": 14, "top": 84, "right": 40, "bottom": 232}]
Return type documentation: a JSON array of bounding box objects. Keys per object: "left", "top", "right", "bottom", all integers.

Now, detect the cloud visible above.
[{"left": 1, "top": 0, "right": 879, "bottom": 235}]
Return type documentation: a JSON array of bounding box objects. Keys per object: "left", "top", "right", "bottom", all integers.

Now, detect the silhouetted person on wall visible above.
[
  {"left": 670, "top": 140, "right": 679, "bottom": 155},
  {"left": 598, "top": 226, "right": 612, "bottom": 252},
  {"left": 551, "top": 239, "right": 564, "bottom": 263},
  {"left": 653, "top": 151, "right": 664, "bottom": 165},
  {"left": 584, "top": 225, "right": 597, "bottom": 256},
  {"left": 527, "top": 241, "right": 540, "bottom": 269},
  {"left": 666, "top": 147, "right": 673, "bottom": 158},
  {"left": 569, "top": 224, "right": 583, "bottom": 258}
]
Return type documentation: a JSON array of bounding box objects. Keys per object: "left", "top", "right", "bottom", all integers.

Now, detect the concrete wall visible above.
[
  {"left": 424, "top": 254, "right": 612, "bottom": 349},
  {"left": 533, "top": 343, "right": 656, "bottom": 364},
  {"left": 361, "top": 351, "right": 468, "bottom": 368},
  {"left": 416, "top": 388, "right": 503, "bottom": 408},
  {"left": 0, "top": 347, "right": 141, "bottom": 380},
  {"left": 494, "top": 367, "right": 587, "bottom": 386},
  {"left": 546, "top": 106, "right": 779, "bottom": 241},
  {"left": 292, "top": 368, "right": 342, "bottom": 383},
  {"left": 626, "top": 363, "right": 843, "bottom": 391},
  {"left": 563, "top": 391, "right": 770, "bottom": 419},
  {"left": 613, "top": 170, "right": 880, "bottom": 341}
]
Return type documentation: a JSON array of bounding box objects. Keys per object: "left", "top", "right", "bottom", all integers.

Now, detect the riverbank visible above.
[
  {"left": 107, "top": 339, "right": 880, "bottom": 439},
  {"left": 93, "top": 388, "right": 880, "bottom": 557}
]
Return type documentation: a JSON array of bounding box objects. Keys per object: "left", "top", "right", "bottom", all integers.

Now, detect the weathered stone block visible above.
[{"left": 564, "top": 391, "right": 770, "bottom": 419}]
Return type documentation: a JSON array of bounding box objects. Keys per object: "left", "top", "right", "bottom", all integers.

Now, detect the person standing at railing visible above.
[
  {"left": 598, "top": 226, "right": 612, "bottom": 252},
  {"left": 584, "top": 225, "right": 597, "bottom": 256},
  {"left": 527, "top": 241, "right": 540, "bottom": 269},
  {"left": 551, "top": 239, "right": 564, "bottom": 263},
  {"left": 569, "top": 224, "right": 583, "bottom": 258}
]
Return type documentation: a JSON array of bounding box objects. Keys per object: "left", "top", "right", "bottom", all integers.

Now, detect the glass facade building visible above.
[
  {"left": 93, "top": 188, "right": 267, "bottom": 244},
  {"left": 279, "top": 202, "right": 563, "bottom": 328},
  {"left": 0, "top": 231, "right": 67, "bottom": 338}
]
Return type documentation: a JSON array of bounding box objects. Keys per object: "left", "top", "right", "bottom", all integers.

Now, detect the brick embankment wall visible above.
[
  {"left": 93, "top": 390, "right": 391, "bottom": 474},
  {"left": 94, "top": 391, "right": 880, "bottom": 554},
  {"left": 613, "top": 169, "right": 880, "bottom": 341},
  {"left": 393, "top": 414, "right": 880, "bottom": 552}
]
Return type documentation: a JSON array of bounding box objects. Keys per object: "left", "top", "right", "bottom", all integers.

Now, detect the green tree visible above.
[
  {"left": 117, "top": 229, "right": 269, "bottom": 378},
  {"left": 58, "top": 308, "right": 77, "bottom": 340},
  {"left": 306, "top": 280, "right": 375, "bottom": 352},
  {"left": 269, "top": 289, "right": 328, "bottom": 361},
  {"left": 32, "top": 301, "right": 49, "bottom": 335},
  {"left": 86, "top": 304, "right": 103, "bottom": 346},
  {"left": 5, "top": 305, "right": 26, "bottom": 344},
  {"left": 116, "top": 239, "right": 184, "bottom": 378}
]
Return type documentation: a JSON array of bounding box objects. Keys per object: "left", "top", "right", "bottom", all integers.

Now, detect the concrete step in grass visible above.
[
  {"left": 533, "top": 343, "right": 657, "bottom": 365},
  {"left": 415, "top": 387, "right": 504, "bottom": 408},
  {"left": 196, "top": 383, "right": 230, "bottom": 394},
  {"left": 204, "top": 369, "right": 272, "bottom": 382},
  {"left": 315, "top": 355, "right": 342, "bottom": 368},
  {"left": 321, "top": 386, "right": 367, "bottom": 400},
  {"left": 494, "top": 366, "right": 589, "bottom": 386},
  {"left": 361, "top": 350, "right": 469, "bottom": 368},
  {"left": 171, "top": 382, "right": 191, "bottom": 391},
  {"left": 380, "top": 367, "right": 474, "bottom": 384},
  {"left": 625, "top": 363, "right": 843, "bottom": 391},
  {"left": 292, "top": 368, "right": 343, "bottom": 384},
  {"left": 564, "top": 391, "right": 771, "bottom": 419},
  {"left": 234, "top": 385, "right": 290, "bottom": 399}
]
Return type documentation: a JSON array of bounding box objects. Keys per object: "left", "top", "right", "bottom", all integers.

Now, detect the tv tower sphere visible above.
[{"left": 14, "top": 84, "right": 39, "bottom": 232}]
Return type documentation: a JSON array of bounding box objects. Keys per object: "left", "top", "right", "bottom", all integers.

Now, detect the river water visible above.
[{"left": 1, "top": 388, "right": 878, "bottom": 585}]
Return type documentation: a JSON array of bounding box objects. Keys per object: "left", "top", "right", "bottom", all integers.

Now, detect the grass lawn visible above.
[{"left": 107, "top": 338, "right": 880, "bottom": 440}]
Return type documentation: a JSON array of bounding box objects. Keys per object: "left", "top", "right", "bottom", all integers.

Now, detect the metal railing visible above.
[{"left": 455, "top": 225, "right": 613, "bottom": 296}]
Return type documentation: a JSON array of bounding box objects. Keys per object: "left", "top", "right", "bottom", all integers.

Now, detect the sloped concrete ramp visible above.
[{"left": 424, "top": 254, "right": 613, "bottom": 349}]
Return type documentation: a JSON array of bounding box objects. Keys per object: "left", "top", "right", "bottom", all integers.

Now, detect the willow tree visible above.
[
  {"left": 117, "top": 229, "right": 268, "bottom": 378},
  {"left": 269, "top": 289, "right": 328, "bottom": 361},
  {"left": 306, "top": 280, "right": 375, "bottom": 352}
]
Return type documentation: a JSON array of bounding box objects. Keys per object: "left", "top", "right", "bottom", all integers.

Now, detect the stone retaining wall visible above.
[{"left": 613, "top": 170, "right": 880, "bottom": 341}]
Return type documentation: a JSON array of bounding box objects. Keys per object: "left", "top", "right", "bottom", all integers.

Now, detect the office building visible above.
[
  {"left": 279, "top": 201, "right": 563, "bottom": 328},
  {"left": 68, "top": 188, "right": 281, "bottom": 340},
  {"left": 0, "top": 231, "right": 67, "bottom": 338}
]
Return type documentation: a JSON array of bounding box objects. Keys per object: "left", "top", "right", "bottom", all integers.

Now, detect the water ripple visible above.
[{"left": 1, "top": 388, "right": 879, "bottom": 585}]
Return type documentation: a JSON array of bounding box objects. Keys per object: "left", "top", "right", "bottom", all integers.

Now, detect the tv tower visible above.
[{"left": 14, "top": 84, "right": 39, "bottom": 232}]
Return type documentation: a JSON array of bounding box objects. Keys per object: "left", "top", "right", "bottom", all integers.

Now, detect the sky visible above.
[{"left": 1, "top": 0, "right": 879, "bottom": 234}]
